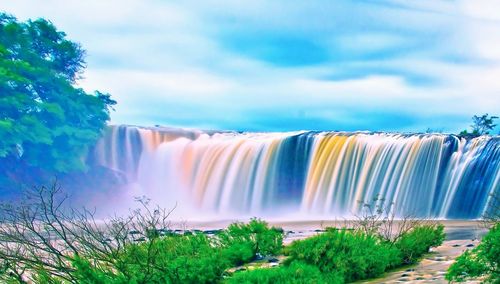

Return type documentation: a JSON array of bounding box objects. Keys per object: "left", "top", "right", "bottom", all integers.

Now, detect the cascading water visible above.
[{"left": 91, "top": 125, "right": 500, "bottom": 219}]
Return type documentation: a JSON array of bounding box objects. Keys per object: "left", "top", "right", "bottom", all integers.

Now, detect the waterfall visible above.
[{"left": 92, "top": 125, "right": 500, "bottom": 219}]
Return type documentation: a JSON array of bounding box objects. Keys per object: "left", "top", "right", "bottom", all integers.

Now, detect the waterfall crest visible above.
[{"left": 92, "top": 125, "right": 500, "bottom": 219}]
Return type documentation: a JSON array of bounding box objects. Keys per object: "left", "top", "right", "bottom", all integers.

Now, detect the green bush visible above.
[
  {"left": 70, "top": 256, "right": 128, "bottom": 284},
  {"left": 221, "top": 242, "right": 255, "bottom": 266},
  {"left": 61, "top": 220, "right": 284, "bottom": 283},
  {"left": 284, "top": 228, "right": 400, "bottom": 283},
  {"left": 120, "top": 234, "right": 230, "bottom": 283},
  {"left": 218, "top": 218, "right": 284, "bottom": 265},
  {"left": 71, "top": 234, "right": 229, "bottom": 284},
  {"left": 394, "top": 224, "right": 445, "bottom": 264},
  {"left": 446, "top": 223, "right": 500, "bottom": 283},
  {"left": 225, "top": 261, "right": 338, "bottom": 284}
]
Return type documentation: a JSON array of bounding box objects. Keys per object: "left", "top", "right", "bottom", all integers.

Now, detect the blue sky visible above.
[{"left": 4, "top": 0, "right": 500, "bottom": 133}]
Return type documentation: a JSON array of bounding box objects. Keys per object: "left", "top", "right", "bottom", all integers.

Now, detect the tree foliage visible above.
[
  {"left": 471, "top": 114, "right": 498, "bottom": 135},
  {"left": 0, "top": 13, "right": 115, "bottom": 188},
  {"left": 218, "top": 219, "right": 284, "bottom": 266},
  {"left": 460, "top": 113, "right": 498, "bottom": 137}
]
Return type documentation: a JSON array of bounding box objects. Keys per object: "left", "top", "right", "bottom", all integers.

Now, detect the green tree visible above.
[
  {"left": 471, "top": 114, "right": 498, "bottom": 135},
  {"left": 0, "top": 13, "right": 115, "bottom": 188},
  {"left": 460, "top": 113, "right": 498, "bottom": 137}
]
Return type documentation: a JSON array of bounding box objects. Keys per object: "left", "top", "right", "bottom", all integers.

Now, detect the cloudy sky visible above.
[{"left": 3, "top": 0, "right": 500, "bottom": 132}]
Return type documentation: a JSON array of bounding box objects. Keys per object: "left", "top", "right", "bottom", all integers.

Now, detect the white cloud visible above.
[
  {"left": 2, "top": 0, "right": 499, "bottom": 132},
  {"left": 81, "top": 69, "right": 234, "bottom": 97},
  {"left": 459, "top": 0, "right": 500, "bottom": 21}
]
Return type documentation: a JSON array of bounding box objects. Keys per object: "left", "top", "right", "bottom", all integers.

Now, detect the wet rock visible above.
[
  {"left": 254, "top": 253, "right": 264, "bottom": 261},
  {"left": 156, "top": 229, "right": 168, "bottom": 235},
  {"left": 157, "top": 229, "right": 175, "bottom": 236},
  {"left": 466, "top": 244, "right": 475, "bottom": 247},
  {"left": 203, "top": 229, "right": 222, "bottom": 235},
  {"left": 401, "top": 273, "right": 411, "bottom": 277},
  {"left": 452, "top": 244, "right": 461, "bottom": 247},
  {"left": 267, "top": 257, "right": 279, "bottom": 263},
  {"left": 405, "top": 268, "right": 415, "bottom": 272}
]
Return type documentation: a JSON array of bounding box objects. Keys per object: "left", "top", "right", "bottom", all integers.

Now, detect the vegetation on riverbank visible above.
[
  {"left": 58, "top": 220, "right": 283, "bottom": 283},
  {"left": 0, "top": 185, "right": 446, "bottom": 283},
  {"left": 227, "top": 224, "right": 444, "bottom": 284},
  {"left": 446, "top": 222, "right": 499, "bottom": 283},
  {"left": 446, "top": 188, "right": 499, "bottom": 284},
  {"left": 0, "top": 184, "right": 284, "bottom": 283}
]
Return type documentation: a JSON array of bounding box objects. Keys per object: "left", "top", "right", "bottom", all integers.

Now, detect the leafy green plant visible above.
[
  {"left": 284, "top": 228, "right": 401, "bottom": 283},
  {"left": 446, "top": 223, "right": 500, "bottom": 283},
  {"left": 114, "top": 234, "right": 230, "bottom": 283},
  {"left": 69, "top": 220, "right": 285, "bottom": 284},
  {"left": 218, "top": 218, "right": 284, "bottom": 265},
  {"left": 394, "top": 224, "right": 445, "bottom": 264},
  {"left": 225, "top": 261, "right": 335, "bottom": 284}
]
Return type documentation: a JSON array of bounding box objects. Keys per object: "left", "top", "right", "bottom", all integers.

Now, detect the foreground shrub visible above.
[
  {"left": 118, "top": 234, "right": 229, "bottom": 283},
  {"left": 37, "top": 234, "right": 229, "bottom": 284},
  {"left": 284, "top": 228, "right": 400, "bottom": 283},
  {"left": 67, "top": 220, "right": 285, "bottom": 284},
  {"left": 446, "top": 223, "right": 500, "bottom": 283},
  {"left": 218, "top": 218, "right": 284, "bottom": 265},
  {"left": 0, "top": 184, "right": 286, "bottom": 283},
  {"left": 225, "top": 261, "right": 337, "bottom": 284},
  {"left": 394, "top": 223, "right": 445, "bottom": 264}
]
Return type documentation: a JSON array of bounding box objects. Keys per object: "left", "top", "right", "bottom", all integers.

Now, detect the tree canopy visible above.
[
  {"left": 0, "top": 13, "right": 115, "bottom": 187},
  {"left": 471, "top": 113, "right": 498, "bottom": 135},
  {"left": 460, "top": 113, "right": 498, "bottom": 137}
]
